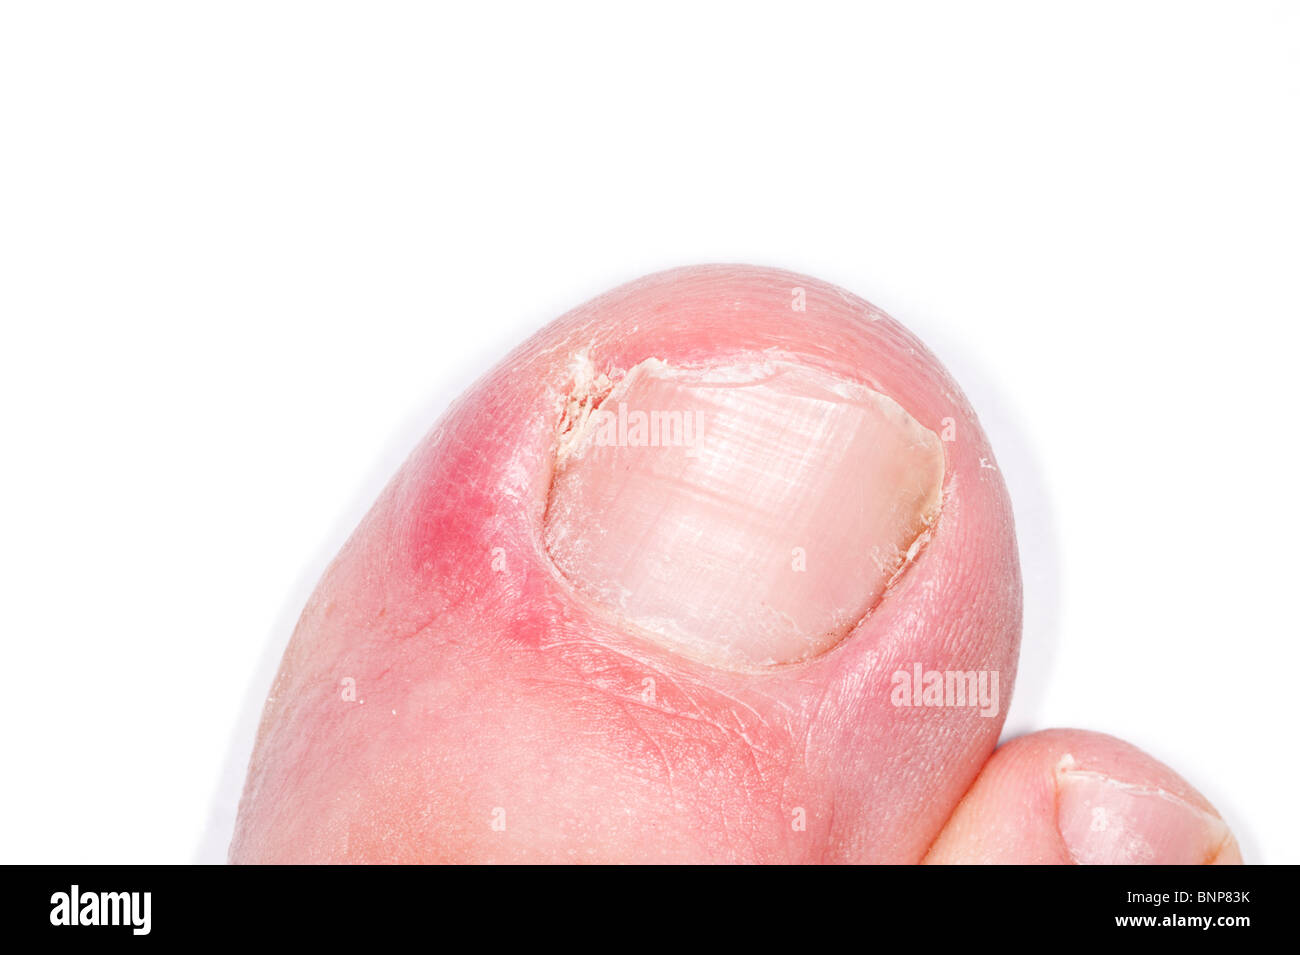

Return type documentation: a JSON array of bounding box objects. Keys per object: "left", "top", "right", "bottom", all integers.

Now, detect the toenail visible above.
[
  {"left": 1055, "top": 764, "right": 1234, "bottom": 864},
  {"left": 543, "top": 355, "right": 945, "bottom": 669}
]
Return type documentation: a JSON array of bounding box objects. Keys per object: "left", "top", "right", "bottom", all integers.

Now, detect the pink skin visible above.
[
  {"left": 926, "top": 730, "right": 1243, "bottom": 865},
  {"left": 230, "top": 265, "right": 1235, "bottom": 864}
]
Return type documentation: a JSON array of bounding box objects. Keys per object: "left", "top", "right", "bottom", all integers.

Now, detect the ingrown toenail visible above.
[{"left": 543, "top": 356, "right": 945, "bottom": 669}]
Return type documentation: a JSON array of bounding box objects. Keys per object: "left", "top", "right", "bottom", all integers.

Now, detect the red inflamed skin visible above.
[{"left": 230, "top": 265, "right": 1242, "bottom": 865}]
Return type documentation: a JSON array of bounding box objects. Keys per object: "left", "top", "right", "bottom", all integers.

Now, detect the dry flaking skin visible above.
[{"left": 543, "top": 355, "right": 945, "bottom": 670}]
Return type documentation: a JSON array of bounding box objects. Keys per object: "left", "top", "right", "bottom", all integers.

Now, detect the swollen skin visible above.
[{"left": 230, "top": 266, "right": 1021, "bottom": 863}]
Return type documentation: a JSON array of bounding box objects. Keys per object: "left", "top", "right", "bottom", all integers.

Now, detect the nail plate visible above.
[{"left": 544, "top": 357, "right": 945, "bottom": 669}]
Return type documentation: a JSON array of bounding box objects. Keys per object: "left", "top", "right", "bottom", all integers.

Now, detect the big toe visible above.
[{"left": 231, "top": 265, "right": 1022, "bottom": 863}]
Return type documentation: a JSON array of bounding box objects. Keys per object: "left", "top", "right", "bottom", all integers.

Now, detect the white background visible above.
[{"left": 2, "top": 2, "right": 1296, "bottom": 864}]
